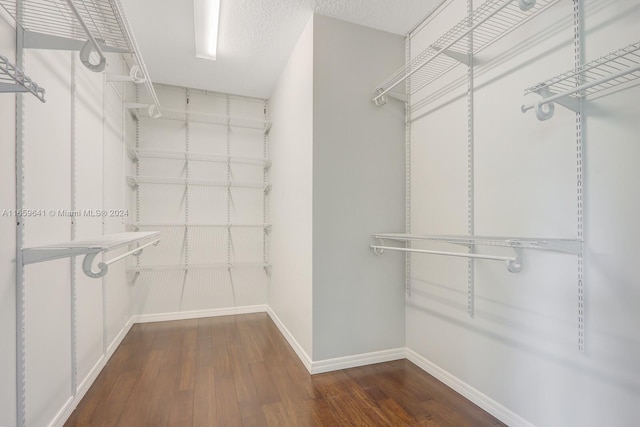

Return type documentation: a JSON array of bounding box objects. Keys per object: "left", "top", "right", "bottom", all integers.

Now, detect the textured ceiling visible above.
[{"left": 120, "top": 0, "right": 440, "bottom": 98}]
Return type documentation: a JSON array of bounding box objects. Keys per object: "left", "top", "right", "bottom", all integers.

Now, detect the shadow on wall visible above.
[
  {"left": 407, "top": 276, "right": 640, "bottom": 396},
  {"left": 410, "top": 0, "right": 640, "bottom": 123}
]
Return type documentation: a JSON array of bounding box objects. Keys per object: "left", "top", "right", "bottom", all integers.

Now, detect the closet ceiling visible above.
[{"left": 120, "top": 0, "right": 438, "bottom": 98}]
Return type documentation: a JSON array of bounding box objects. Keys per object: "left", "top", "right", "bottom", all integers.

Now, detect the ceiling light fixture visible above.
[{"left": 194, "top": 0, "right": 220, "bottom": 60}]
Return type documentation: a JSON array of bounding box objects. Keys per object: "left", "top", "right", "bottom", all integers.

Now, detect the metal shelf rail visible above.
[
  {"left": 130, "top": 222, "right": 272, "bottom": 232},
  {"left": 372, "top": 0, "right": 559, "bottom": 106},
  {"left": 127, "top": 262, "right": 271, "bottom": 273},
  {"left": 0, "top": 0, "right": 160, "bottom": 115},
  {"left": 0, "top": 53, "right": 46, "bottom": 101},
  {"left": 134, "top": 106, "right": 273, "bottom": 134},
  {"left": 22, "top": 231, "right": 160, "bottom": 278},
  {"left": 129, "top": 148, "right": 271, "bottom": 170},
  {"left": 522, "top": 40, "right": 640, "bottom": 120},
  {"left": 126, "top": 176, "right": 272, "bottom": 194},
  {"left": 371, "top": 233, "right": 582, "bottom": 273}
]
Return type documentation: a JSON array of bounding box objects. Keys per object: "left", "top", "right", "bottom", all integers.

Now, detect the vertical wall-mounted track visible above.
[
  {"left": 69, "top": 54, "right": 78, "bottom": 397},
  {"left": 134, "top": 85, "right": 141, "bottom": 273},
  {"left": 181, "top": 89, "right": 191, "bottom": 308},
  {"left": 226, "top": 95, "right": 232, "bottom": 270},
  {"left": 263, "top": 100, "right": 269, "bottom": 269},
  {"left": 405, "top": 35, "right": 412, "bottom": 297},
  {"left": 15, "top": 2, "right": 27, "bottom": 424},
  {"left": 573, "top": 0, "right": 585, "bottom": 353},
  {"left": 466, "top": 0, "right": 475, "bottom": 318}
]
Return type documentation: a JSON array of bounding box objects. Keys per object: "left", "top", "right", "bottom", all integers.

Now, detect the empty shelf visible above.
[
  {"left": 127, "top": 176, "right": 271, "bottom": 193},
  {"left": 523, "top": 40, "right": 640, "bottom": 120},
  {"left": 128, "top": 262, "right": 271, "bottom": 273},
  {"left": 0, "top": 0, "right": 160, "bottom": 113},
  {"left": 22, "top": 231, "right": 160, "bottom": 265},
  {"left": 134, "top": 107, "right": 272, "bottom": 133},
  {"left": 129, "top": 149, "right": 271, "bottom": 169},
  {"left": 371, "top": 233, "right": 582, "bottom": 273},
  {"left": 0, "top": 54, "right": 46, "bottom": 102},
  {"left": 372, "top": 0, "right": 560, "bottom": 106},
  {"left": 372, "top": 233, "right": 582, "bottom": 254}
]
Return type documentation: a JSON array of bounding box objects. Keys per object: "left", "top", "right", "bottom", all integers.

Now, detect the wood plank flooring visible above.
[{"left": 65, "top": 313, "right": 505, "bottom": 426}]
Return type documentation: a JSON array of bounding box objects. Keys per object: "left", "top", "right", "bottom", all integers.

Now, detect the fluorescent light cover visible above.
[{"left": 194, "top": 0, "right": 220, "bottom": 60}]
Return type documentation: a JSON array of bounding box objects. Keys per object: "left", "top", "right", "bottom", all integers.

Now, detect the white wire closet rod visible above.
[
  {"left": 0, "top": 53, "right": 46, "bottom": 101},
  {"left": 22, "top": 231, "right": 160, "bottom": 278},
  {"left": 133, "top": 106, "right": 272, "bottom": 133},
  {"left": 126, "top": 176, "right": 272, "bottom": 193},
  {"left": 372, "top": 0, "right": 559, "bottom": 106},
  {"left": 129, "top": 149, "right": 271, "bottom": 169},
  {"left": 0, "top": 0, "right": 160, "bottom": 114},
  {"left": 522, "top": 40, "right": 640, "bottom": 120},
  {"left": 371, "top": 233, "right": 582, "bottom": 273}
]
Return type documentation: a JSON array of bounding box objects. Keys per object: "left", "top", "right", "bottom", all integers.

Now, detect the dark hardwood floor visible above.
[{"left": 65, "top": 313, "right": 505, "bottom": 426}]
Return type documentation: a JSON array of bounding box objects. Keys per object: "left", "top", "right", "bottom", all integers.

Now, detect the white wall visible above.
[
  {"left": 311, "top": 15, "right": 406, "bottom": 361},
  {"left": 406, "top": 0, "right": 640, "bottom": 426},
  {"left": 268, "top": 16, "right": 315, "bottom": 359},
  {"left": 0, "top": 14, "right": 134, "bottom": 424}
]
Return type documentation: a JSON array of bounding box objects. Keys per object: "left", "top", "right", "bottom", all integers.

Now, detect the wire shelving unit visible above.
[
  {"left": 0, "top": 0, "right": 160, "bottom": 114},
  {"left": 126, "top": 176, "right": 272, "bottom": 194},
  {"left": 134, "top": 107, "right": 272, "bottom": 134},
  {"left": 372, "top": 0, "right": 560, "bottom": 106},
  {"left": 371, "top": 233, "right": 582, "bottom": 273},
  {"left": 22, "top": 231, "right": 160, "bottom": 278},
  {"left": 129, "top": 149, "right": 271, "bottom": 170},
  {"left": 0, "top": 54, "right": 46, "bottom": 101},
  {"left": 522, "top": 40, "right": 640, "bottom": 120}
]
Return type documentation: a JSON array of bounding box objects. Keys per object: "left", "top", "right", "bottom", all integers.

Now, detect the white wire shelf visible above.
[
  {"left": 129, "top": 149, "right": 271, "bottom": 170},
  {"left": 371, "top": 233, "right": 582, "bottom": 273},
  {"left": 0, "top": 54, "right": 46, "bottom": 102},
  {"left": 0, "top": 0, "right": 160, "bottom": 114},
  {"left": 126, "top": 176, "right": 272, "bottom": 193},
  {"left": 134, "top": 107, "right": 272, "bottom": 133},
  {"left": 372, "top": 0, "right": 559, "bottom": 106},
  {"left": 127, "top": 262, "right": 271, "bottom": 273},
  {"left": 22, "top": 231, "right": 159, "bottom": 278},
  {"left": 522, "top": 40, "right": 640, "bottom": 120},
  {"left": 129, "top": 222, "right": 272, "bottom": 233}
]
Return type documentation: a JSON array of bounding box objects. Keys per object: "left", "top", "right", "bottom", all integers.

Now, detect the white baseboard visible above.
[
  {"left": 50, "top": 318, "right": 135, "bottom": 427},
  {"left": 132, "top": 305, "right": 268, "bottom": 324},
  {"left": 310, "top": 347, "right": 406, "bottom": 374},
  {"left": 266, "top": 306, "right": 313, "bottom": 372},
  {"left": 405, "top": 348, "right": 534, "bottom": 427},
  {"left": 265, "top": 306, "right": 405, "bottom": 375}
]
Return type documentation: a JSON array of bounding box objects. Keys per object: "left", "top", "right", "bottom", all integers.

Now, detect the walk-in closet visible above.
[{"left": 1, "top": 0, "right": 639, "bottom": 426}]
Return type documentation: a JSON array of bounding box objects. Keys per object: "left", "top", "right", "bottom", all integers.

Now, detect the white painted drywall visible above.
[
  {"left": 268, "top": 16, "right": 315, "bottom": 358},
  {"left": 406, "top": 0, "right": 640, "bottom": 425},
  {"left": 311, "top": 15, "right": 406, "bottom": 360}
]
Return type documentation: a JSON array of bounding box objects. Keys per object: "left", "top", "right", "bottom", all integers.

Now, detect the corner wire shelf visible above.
[
  {"left": 372, "top": 0, "right": 560, "bottom": 106},
  {"left": 129, "top": 148, "right": 271, "bottom": 170},
  {"left": 22, "top": 231, "right": 160, "bottom": 278},
  {"left": 126, "top": 176, "right": 272, "bottom": 194},
  {"left": 522, "top": 40, "right": 640, "bottom": 120},
  {"left": 133, "top": 107, "right": 272, "bottom": 134},
  {"left": 0, "top": 0, "right": 160, "bottom": 115},
  {"left": 371, "top": 233, "right": 582, "bottom": 273},
  {"left": 0, "top": 54, "right": 46, "bottom": 102}
]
